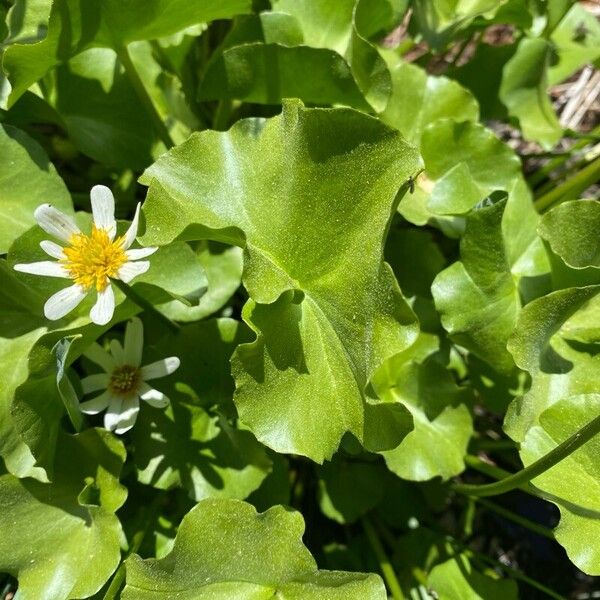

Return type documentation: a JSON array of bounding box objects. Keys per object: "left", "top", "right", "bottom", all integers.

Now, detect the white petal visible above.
[
  {"left": 114, "top": 397, "right": 141, "bottom": 434},
  {"left": 116, "top": 260, "right": 150, "bottom": 283},
  {"left": 34, "top": 204, "right": 80, "bottom": 243},
  {"left": 123, "top": 203, "right": 141, "bottom": 249},
  {"left": 139, "top": 382, "right": 170, "bottom": 408},
  {"left": 126, "top": 247, "right": 158, "bottom": 260},
  {"left": 90, "top": 185, "right": 117, "bottom": 240},
  {"left": 80, "top": 390, "right": 112, "bottom": 415},
  {"left": 110, "top": 339, "right": 125, "bottom": 365},
  {"left": 44, "top": 284, "right": 87, "bottom": 320},
  {"left": 123, "top": 317, "right": 143, "bottom": 367},
  {"left": 141, "top": 357, "right": 180, "bottom": 381},
  {"left": 14, "top": 261, "right": 69, "bottom": 278},
  {"left": 104, "top": 396, "right": 123, "bottom": 431},
  {"left": 90, "top": 284, "right": 115, "bottom": 326},
  {"left": 40, "top": 240, "right": 65, "bottom": 259},
  {"left": 81, "top": 373, "right": 110, "bottom": 395},
  {"left": 84, "top": 343, "right": 115, "bottom": 373}
]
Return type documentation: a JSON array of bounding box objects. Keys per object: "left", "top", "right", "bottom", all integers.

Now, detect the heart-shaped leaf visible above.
[
  {"left": 0, "top": 428, "right": 127, "bottom": 600},
  {"left": 140, "top": 100, "right": 421, "bottom": 462},
  {"left": 123, "top": 498, "right": 386, "bottom": 599}
]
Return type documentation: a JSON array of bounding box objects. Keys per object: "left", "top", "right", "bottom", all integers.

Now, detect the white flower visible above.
[
  {"left": 79, "top": 317, "right": 180, "bottom": 434},
  {"left": 13, "top": 185, "right": 157, "bottom": 326}
]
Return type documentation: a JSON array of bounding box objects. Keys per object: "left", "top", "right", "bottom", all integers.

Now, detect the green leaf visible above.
[
  {"left": 505, "top": 284, "right": 600, "bottom": 440},
  {"left": 4, "top": 0, "right": 52, "bottom": 45},
  {"left": 123, "top": 498, "right": 386, "bottom": 599},
  {"left": 273, "top": 0, "right": 394, "bottom": 111},
  {"left": 380, "top": 58, "right": 479, "bottom": 145},
  {"left": 538, "top": 200, "right": 600, "bottom": 269},
  {"left": 10, "top": 308, "right": 137, "bottom": 479},
  {"left": 158, "top": 241, "right": 243, "bottom": 322},
  {"left": 0, "top": 428, "right": 127, "bottom": 600},
  {"left": 2, "top": 0, "right": 253, "bottom": 107},
  {"left": 318, "top": 457, "right": 387, "bottom": 524},
  {"left": 432, "top": 180, "right": 547, "bottom": 374},
  {"left": 400, "top": 120, "right": 521, "bottom": 226},
  {"left": 140, "top": 101, "right": 421, "bottom": 462},
  {"left": 131, "top": 241, "right": 208, "bottom": 306},
  {"left": 134, "top": 402, "right": 272, "bottom": 502},
  {"left": 427, "top": 553, "right": 518, "bottom": 600},
  {"left": 52, "top": 48, "right": 160, "bottom": 169},
  {"left": 0, "top": 259, "right": 51, "bottom": 480},
  {"left": 452, "top": 43, "right": 515, "bottom": 120},
  {"left": 143, "top": 318, "right": 253, "bottom": 412},
  {"left": 53, "top": 334, "right": 84, "bottom": 431},
  {"left": 373, "top": 338, "right": 473, "bottom": 481},
  {"left": 521, "top": 394, "right": 600, "bottom": 575},
  {"left": 412, "top": 0, "right": 508, "bottom": 50},
  {"left": 548, "top": 3, "right": 600, "bottom": 86},
  {"left": 132, "top": 319, "right": 269, "bottom": 501},
  {"left": 499, "top": 37, "right": 562, "bottom": 149},
  {"left": 199, "top": 4, "right": 391, "bottom": 112},
  {"left": 50, "top": 41, "right": 198, "bottom": 169},
  {"left": 0, "top": 123, "right": 72, "bottom": 253}
]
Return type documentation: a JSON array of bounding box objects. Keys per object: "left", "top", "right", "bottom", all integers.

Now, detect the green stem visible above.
[
  {"left": 213, "top": 99, "right": 232, "bottom": 131},
  {"left": 471, "top": 497, "right": 555, "bottom": 540},
  {"left": 454, "top": 413, "right": 600, "bottom": 497},
  {"left": 528, "top": 124, "right": 600, "bottom": 188},
  {"left": 534, "top": 155, "right": 600, "bottom": 212},
  {"left": 114, "top": 279, "right": 180, "bottom": 334},
  {"left": 362, "top": 516, "right": 405, "bottom": 600},
  {"left": 116, "top": 45, "right": 175, "bottom": 149},
  {"left": 103, "top": 492, "right": 165, "bottom": 600}
]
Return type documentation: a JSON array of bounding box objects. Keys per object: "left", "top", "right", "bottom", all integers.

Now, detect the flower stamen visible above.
[
  {"left": 61, "top": 226, "right": 127, "bottom": 291},
  {"left": 109, "top": 365, "right": 142, "bottom": 396}
]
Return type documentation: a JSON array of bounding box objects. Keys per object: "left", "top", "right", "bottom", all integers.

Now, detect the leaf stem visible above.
[
  {"left": 362, "top": 516, "right": 405, "bottom": 600},
  {"left": 116, "top": 45, "right": 175, "bottom": 149},
  {"left": 534, "top": 155, "right": 600, "bottom": 212},
  {"left": 454, "top": 412, "right": 600, "bottom": 497},
  {"left": 114, "top": 279, "right": 180, "bottom": 334},
  {"left": 528, "top": 124, "right": 600, "bottom": 188},
  {"left": 213, "top": 99, "right": 232, "bottom": 130},
  {"left": 468, "top": 496, "right": 555, "bottom": 540}
]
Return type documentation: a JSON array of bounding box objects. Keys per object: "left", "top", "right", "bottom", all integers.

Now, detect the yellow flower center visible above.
[
  {"left": 62, "top": 226, "right": 127, "bottom": 291},
  {"left": 109, "top": 365, "right": 141, "bottom": 396}
]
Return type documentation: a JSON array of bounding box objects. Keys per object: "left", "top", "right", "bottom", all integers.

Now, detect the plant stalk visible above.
[
  {"left": 528, "top": 124, "right": 600, "bottom": 188},
  {"left": 362, "top": 516, "right": 405, "bottom": 600},
  {"left": 534, "top": 155, "right": 600, "bottom": 212},
  {"left": 454, "top": 413, "right": 600, "bottom": 497},
  {"left": 116, "top": 45, "right": 175, "bottom": 149},
  {"left": 213, "top": 98, "right": 232, "bottom": 130},
  {"left": 471, "top": 497, "right": 555, "bottom": 540}
]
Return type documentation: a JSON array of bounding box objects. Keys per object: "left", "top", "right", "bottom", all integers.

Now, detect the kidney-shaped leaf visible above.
[
  {"left": 140, "top": 100, "right": 421, "bottom": 462},
  {"left": 123, "top": 498, "right": 386, "bottom": 599},
  {"left": 380, "top": 58, "right": 479, "bottom": 145},
  {"left": 521, "top": 394, "right": 600, "bottom": 575},
  {"left": 538, "top": 200, "right": 600, "bottom": 270},
  {"left": 0, "top": 428, "right": 127, "bottom": 600},
  {"left": 505, "top": 284, "right": 600, "bottom": 440}
]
